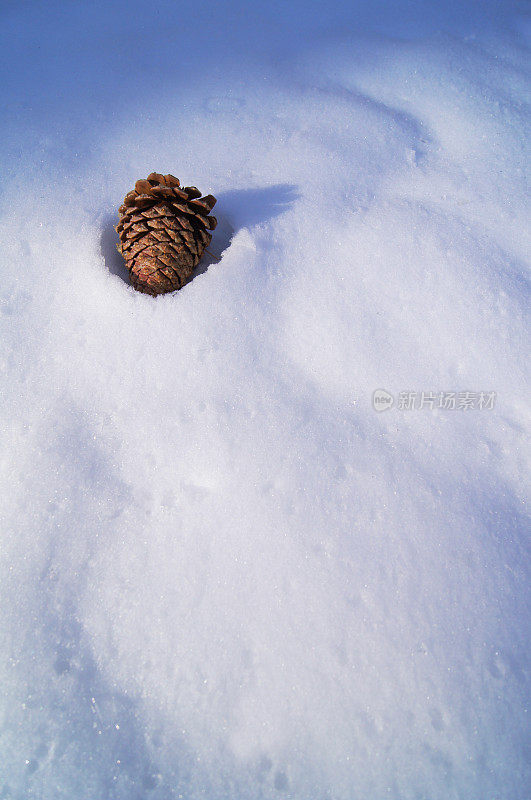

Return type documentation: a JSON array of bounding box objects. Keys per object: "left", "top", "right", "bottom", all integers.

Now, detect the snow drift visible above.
[{"left": 0, "top": 1, "right": 529, "bottom": 798}]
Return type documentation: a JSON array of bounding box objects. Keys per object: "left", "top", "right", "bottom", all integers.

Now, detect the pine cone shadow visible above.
[
  {"left": 193, "top": 184, "right": 299, "bottom": 279},
  {"left": 100, "top": 183, "right": 299, "bottom": 287},
  {"left": 216, "top": 184, "right": 300, "bottom": 229}
]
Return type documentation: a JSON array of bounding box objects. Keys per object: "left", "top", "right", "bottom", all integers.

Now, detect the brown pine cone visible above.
[{"left": 116, "top": 173, "right": 217, "bottom": 295}]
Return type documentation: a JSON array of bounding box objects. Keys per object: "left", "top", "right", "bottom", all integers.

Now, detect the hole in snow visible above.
[
  {"left": 99, "top": 184, "right": 298, "bottom": 290},
  {"left": 100, "top": 214, "right": 130, "bottom": 286}
]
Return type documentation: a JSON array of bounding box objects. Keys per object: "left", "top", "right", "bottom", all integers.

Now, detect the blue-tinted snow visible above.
[{"left": 0, "top": 1, "right": 529, "bottom": 798}]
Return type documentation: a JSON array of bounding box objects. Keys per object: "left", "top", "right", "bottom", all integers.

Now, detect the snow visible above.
[{"left": 0, "top": 0, "right": 529, "bottom": 798}]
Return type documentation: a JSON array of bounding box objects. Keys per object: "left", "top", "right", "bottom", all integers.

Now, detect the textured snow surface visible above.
[{"left": 0, "top": 1, "right": 530, "bottom": 798}]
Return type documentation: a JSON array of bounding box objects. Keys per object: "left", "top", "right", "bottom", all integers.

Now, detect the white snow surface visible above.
[{"left": 0, "top": 1, "right": 530, "bottom": 798}]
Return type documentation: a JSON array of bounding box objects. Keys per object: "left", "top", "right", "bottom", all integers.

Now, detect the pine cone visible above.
[{"left": 116, "top": 173, "right": 217, "bottom": 295}]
